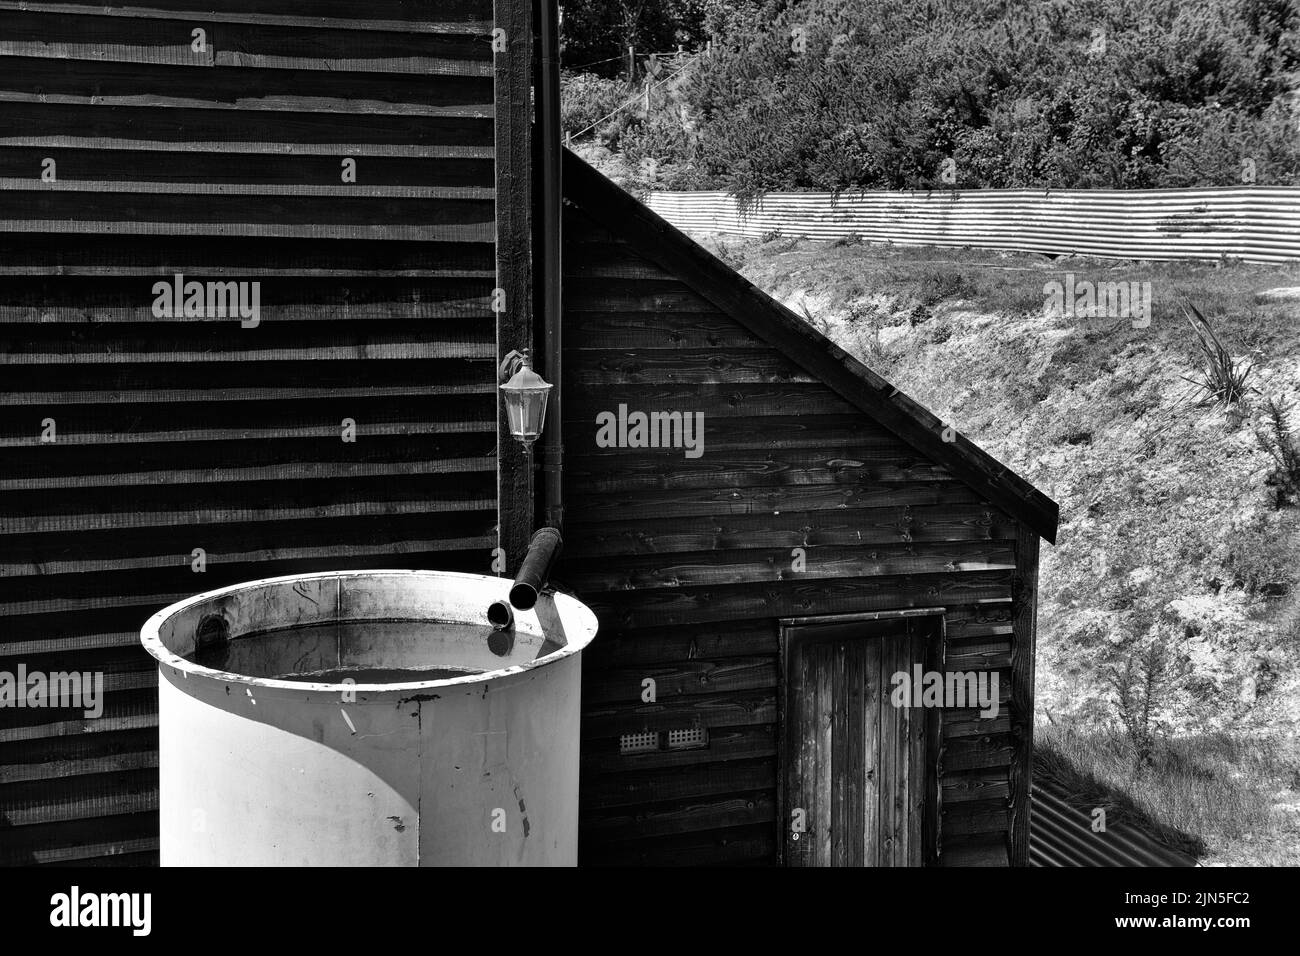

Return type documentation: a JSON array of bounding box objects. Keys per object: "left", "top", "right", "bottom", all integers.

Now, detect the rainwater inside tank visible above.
[{"left": 186, "top": 619, "right": 552, "bottom": 684}]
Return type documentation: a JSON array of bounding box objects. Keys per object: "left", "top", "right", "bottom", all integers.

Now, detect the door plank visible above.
[
  {"left": 814, "top": 640, "right": 833, "bottom": 867},
  {"left": 845, "top": 636, "right": 864, "bottom": 867},
  {"left": 862, "top": 634, "right": 880, "bottom": 866}
]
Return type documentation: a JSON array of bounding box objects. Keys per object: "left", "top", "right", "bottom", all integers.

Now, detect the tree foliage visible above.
[{"left": 603, "top": 0, "right": 1300, "bottom": 194}]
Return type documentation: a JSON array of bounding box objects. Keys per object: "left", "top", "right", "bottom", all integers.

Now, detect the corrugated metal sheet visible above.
[
  {"left": 1030, "top": 776, "right": 1199, "bottom": 867},
  {"left": 646, "top": 187, "right": 1300, "bottom": 263},
  {"left": 0, "top": 1, "right": 498, "bottom": 866}
]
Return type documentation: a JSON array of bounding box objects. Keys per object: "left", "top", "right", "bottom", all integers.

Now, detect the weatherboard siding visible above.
[
  {"left": 560, "top": 205, "right": 1029, "bottom": 866},
  {"left": 0, "top": 1, "right": 499, "bottom": 865}
]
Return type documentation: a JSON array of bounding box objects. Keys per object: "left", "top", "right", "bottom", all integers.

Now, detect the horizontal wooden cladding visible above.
[
  {"left": 0, "top": 0, "right": 504, "bottom": 873},
  {"left": 0, "top": 190, "right": 494, "bottom": 242},
  {"left": 0, "top": 103, "right": 493, "bottom": 149},
  {"left": 563, "top": 239, "right": 680, "bottom": 281},
  {"left": 0, "top": 273, "right": 492, "bottom": 316},
  {"left": 1, "top": 512, "right": 495, "bottom": 585},
  {"left": 2, "top": 362, "right": 490, "bottom": 409},
  {"left": 0, "top": 392, "right": 492, "bottom": 442},
  {"left": 566, "top": 450, "right": 951, "bottom": 490},
  {"left": 0, "top": 236, "right": 495, "bottom": 278},
  {"left": 567, "top": 414, "right": 901, "bottom": 455},
  {"left": 565, "top": 481, "right": 989, "bottom": 524},
  {"left": 576, "top": 571, "right": 1015, "bottom": 629},
  {"left": 0, "top": 769, "right": 156, "bottom": 826},
  {"left": 1, "top": 57, "right": 492, "bottom": 116},
  {"left": 583, "top": 689, "right": 776, "bottom": 739},
  {"left": 0, "top": 323, "right": 492, "bottom": 366},
  {"left": 0, "top": 430, "right": 495, "bottom": 487},
  {"left": 583, "top": 758, "right": 774, "bottom": 811},
  {"left": 582, "top": 724, "right": 776, "bottom": 775},
  {"left": 561, "top": 506, "right": 1017, "bottom": 558},
  {"left": 0, "top": 474, "right": 495, "bottom": 543},
  {"left": 0, "top": 544, "right": 492, "bottom": 619},
  {"left": 0, "top": 483, "right": 496, "bottom": 542},
  {"left": 3, "top": 10, "right": 493, "bottom": 76},
  {"left": 569, "top": 348, "right": 816, "bottom": 386},
  {"left": 0, "top": 417, "right": 493, "bottom": 449},
  {"left": 3, "top": 459, "right": 492, "bottom": 508},
  {"left": 0, "top": 456, "right": 493, "bottom": 495},
  {"left": 943, "top": 799, "right": 1010, "bottom": 838},
  {"left": 0, "top": 686, "right": 155, "bottom": 741},
  {"left": 581, "top": 790, "right": 777, "bottom": 844},
  {"left": 565, "top": 542, "right": 1016, "bottom": 593},
  {"left": 564, "top": 153, "right": 1059, "bottom": 543},
  {"left": 566, "top": 383, "right": 860, "bottom": 419},
  {"left": 940, "top": 833, "right": 1009, "bottom": 867},
  {"left": 0, "top": 0, "right": 493, "bottom": 33},
  {"left": 581, "top": 823, "right": 774, "bottom": 866},
  {"left": 0, "top": 179, "right": 493, "bottom": 200},
  {"left": 565, "top": 279, "right": 720, "bottom": 315},
  {"left": 566, "top": 311, "right": 767, "bottom": 350},
  {"left": 1, "top": 545, "right": 490, "bottom": 647},
  {"left": 0, "top": 138, "right": 493, "bottom": 162},
  {"left": 584, "top": 621, "right": 780, "bottom": 669},
  {"left": 2, "top": 407, "right": 492, "bottom": 449},
  {"left": 0, "top": 810, "right": 158, "bottom": 866},
  {"left": 943, "top": 733, "right": 1016, "bottom": 772},
  {"left": 941, "top": 602, "right": 1013, "bottom": 640},
  {"left": 561, "top": 161, "right": 1037, "bottom": 863},
  {"left": 0, "top": 643, "right": 152, "bottom": 686},
  {"left": 0, "top": 277, "right": 494, "bottom": 323},
  {"left": 0, "top": 148, "right": 493, "bottom": 189},
  {"left": 943, "top": 709, "right": 1010, "bottom": 740},
  {"left": 946, "top": 636, "right": 1012, "bottom": 671},
  {"left": 583, "top": 657, "right": 775, "bottom": 706},
  {"left": 2, "top": 299, "right": 493, "bottom": 325},
  {"left": 942, "top": 768, "right": 1010, "bottom": 805}
]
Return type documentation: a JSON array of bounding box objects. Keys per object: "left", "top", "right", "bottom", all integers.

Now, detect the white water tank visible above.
[{"left": 140, "top": 570, "right": 598, "bottom": 866}]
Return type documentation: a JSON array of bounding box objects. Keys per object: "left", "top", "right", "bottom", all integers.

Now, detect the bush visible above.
[
  {"left": 1254, "top": 396, "right": 1300, "bottom": 507},
  {"left": 626, "top": 0, "right": 1300, "bottom": 194},
  {"left": 561, "top": 72, "right": 632, "bottom": 143}
]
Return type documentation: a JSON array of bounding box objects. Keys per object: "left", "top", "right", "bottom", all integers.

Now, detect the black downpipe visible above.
[
  {"left": 503, "top": 0, "right": 564, "bottom": 615},
  {"left": 509, "top": 527, "right": 563, "bottom": 610},
  {"left": 539, "top": 0, "right": 563, "bottom": 531}
]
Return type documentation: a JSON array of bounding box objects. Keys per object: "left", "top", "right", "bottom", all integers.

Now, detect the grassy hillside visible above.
[{"left": 704, "top": 233, "right": 1300, "bottom": 862}]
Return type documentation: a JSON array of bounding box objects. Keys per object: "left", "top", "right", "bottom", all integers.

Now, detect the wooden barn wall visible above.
[
  {"left": 559, "top": 205, "right": 1031, "bottom": 867},
  {"left": 0, "top": 1, "right": 498, "bottom": 864}
]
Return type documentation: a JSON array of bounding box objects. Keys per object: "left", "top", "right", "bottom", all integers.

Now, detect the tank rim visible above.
[{"left": 140, "top": 568, "right": 599, "bottom": 696}]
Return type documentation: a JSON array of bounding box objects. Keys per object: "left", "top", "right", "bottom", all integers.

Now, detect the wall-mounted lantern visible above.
[{"left": 499, "top": 349, "right": 552, "bottom": 449}]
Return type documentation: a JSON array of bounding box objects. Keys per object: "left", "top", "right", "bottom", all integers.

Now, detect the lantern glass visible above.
[{"left": 501, "top": 363, "right": 552, "bottom": 446}]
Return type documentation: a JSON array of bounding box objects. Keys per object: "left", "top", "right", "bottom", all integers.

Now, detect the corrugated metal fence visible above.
[
  {"left": 646, "top": 187, "right": 1300, "bottom": 263},
  {"left": 1031, "top": 774, "right": 1200, "bottom": 867}
]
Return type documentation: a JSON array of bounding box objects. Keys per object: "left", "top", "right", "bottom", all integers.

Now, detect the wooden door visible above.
[{"left": 781, "top": 613, "right": 942, "bottom": 866}]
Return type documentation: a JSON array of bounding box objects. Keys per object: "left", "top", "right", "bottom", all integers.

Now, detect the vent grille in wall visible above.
[
  {"left": 665, "top": 727, "right": 708, "bottom": 750},
  {"left": 619, "top": 728, "right": 709, "bottom": 755}
]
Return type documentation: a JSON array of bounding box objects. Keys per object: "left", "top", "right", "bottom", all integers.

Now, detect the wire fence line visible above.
[
  {"left": 566, "top": 52, "right": 704, "bottom": 143},
  {"left": 644, "top": 187, "right": 1300, "bottom": 264}
]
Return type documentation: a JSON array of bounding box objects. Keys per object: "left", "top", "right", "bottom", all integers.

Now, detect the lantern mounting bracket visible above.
[{"left": 499, "top": 348, "right": 530, "bottom": 382}]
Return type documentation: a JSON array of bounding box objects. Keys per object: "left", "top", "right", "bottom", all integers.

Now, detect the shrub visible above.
[
  {"left": 1254, "top": 395, "right": 1300, "bottom": 506},
  {"left": 626, "top": 0, "right": 1300, "bottom": 193},
  {"left": 561, "top": 72, "right": 633, "bottom": 143}
]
